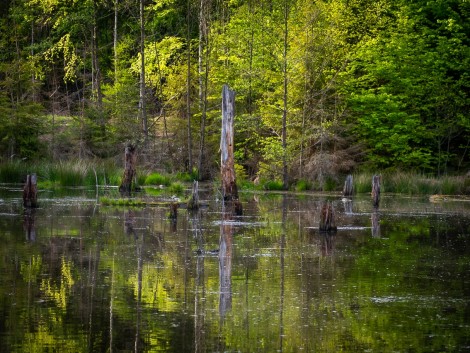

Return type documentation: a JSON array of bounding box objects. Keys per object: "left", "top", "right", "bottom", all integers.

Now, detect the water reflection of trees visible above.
[{"left": 2, "top": 195, "right": 470, "bottom": 352}]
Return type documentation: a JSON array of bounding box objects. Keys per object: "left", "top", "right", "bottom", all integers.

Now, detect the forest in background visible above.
[{"left": 0, "top": 0, "right": 469, "bottom": 187}]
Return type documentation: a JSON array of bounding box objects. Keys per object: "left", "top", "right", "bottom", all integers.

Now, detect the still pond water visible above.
[{"left": 0, "top": 185, "right": 469, "bottom": 352}]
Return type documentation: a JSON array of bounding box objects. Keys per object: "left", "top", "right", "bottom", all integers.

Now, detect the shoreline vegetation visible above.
[{"left": 0, "top": 161, "right": 468, "bottom": 197}]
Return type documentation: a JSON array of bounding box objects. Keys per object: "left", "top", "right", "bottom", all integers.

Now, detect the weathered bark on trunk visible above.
[
  {"left": 319, "top": 201, "right": 337, "bottom": 232},
  {"left": 371, "top": 174, "right": 381, "bottom": 208},
  {"left": 343, "top": 174, "right": 354, "bottom": 196},
  {"left": 23, "top": 174, "right": 38, "bottom": 208},
  {"left": 119, "top": 144, "right": 137, "bottom": 194},
  {"left": 187, "top": 180, "right": 200, "bottom": 210},
  {"left": 220, "top": 85, "right": 239, "bottom": 204}
]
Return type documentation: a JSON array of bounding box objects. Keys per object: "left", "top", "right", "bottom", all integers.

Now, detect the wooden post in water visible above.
[
  {"left": 23, "top": 173, "right": 38, "bottom": 208},
  {"left": 343, "top": 174, "right": 354, "bottom": 197},
  {"left": 319, "top": 201, "right": 337, "bottom": 232},
  {"left": 119, "top": 144, "right": 137, "bottom": 194},
  {"left": 371, "top": 174, "right": 381, "bottom": 208},
  {"left": 220, "top": 84, "right": 242, "bottom": 215},
  {"left": 187, "top": 180, "right": 200, "bottom": 210}
]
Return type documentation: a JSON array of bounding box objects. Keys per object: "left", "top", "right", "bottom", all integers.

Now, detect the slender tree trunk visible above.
[
  {"left": 281, "top": 0, "right": 289, "bottom": 190},
  {"left": 186, "top": 0, "right": 193, "bottom": 173},
  {"left": 114, "top": 0, "right": 118, "bottom": 84},
  {"left": 140, "top": 0, "right": 148, "bottom": 139},
  {"left": 197, "top": 0, "right": 210, "bottom": 179}
]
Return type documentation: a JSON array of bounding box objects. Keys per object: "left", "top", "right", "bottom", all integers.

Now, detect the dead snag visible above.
[
  {"left": 220, "top": 85, "right": 239, "bottom": 202},
  {"left": 169, "top": 202, "right": 178, "bottom": 221},
  {"left": 319, "top": 201, "right": 337, "bottom": 232},
  {"left": 187, "top": 180, "right": 200, "bottom": 210},
  {"left": 343, "top": 174, "right": 354, "bottom": 197},
  {"left": 371, "top": 175, "right": 381, "bottom": 208},
  {"left": 119, "top": 144, "right": 137, "bottom": 194},
  {"left": 23, "top": 174, "right": 38, "bottom": 208}
]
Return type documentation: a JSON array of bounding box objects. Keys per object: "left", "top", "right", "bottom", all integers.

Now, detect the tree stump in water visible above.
[
  {"left": 23, "top": 174, "right": 38, "bottom": 208},
  {"left": 371, "top": 175, "right": 381, "bottom": 208},
  {"left": 343, "top": 174, "right": 354, "bottom": 197},
  {"left": 119, "top": 144, "right": 137, "bottom": 194},
  {"left": 187, "top": 180, "right": 200, "bottom": 210},
  {"left": 319, "top": 201, "right": 337, "bottom": 232}
]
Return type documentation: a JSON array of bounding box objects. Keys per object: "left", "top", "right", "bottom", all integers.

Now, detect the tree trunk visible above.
[
  {"left": 186, "top": 0, "right": 193, "bottom": 173},
  {"left": 23, "top": 174, "right": 38, "bottom": 208},
  {"left": 139, "top": 0, "right": 148, "bottom": 139},
  {"left": 187, "top": 180, "right": 200, "bottom": 210},
  {"left": 119, "top": 144, "right": 137, "bottom": 194},
  {"left": 343, "top": 174, "right": 354, "bottom": 196},
  {"left": 371, "top": 174, "right": 381, "bottom": 208},
  {"left": 220, "top": 85, "right": 239, "bottom": 202},
  {"left": 281, "top": 0, "right": 289, "bottom": 190},
  {"left": 319, "top": 201, "right": 336, "bottom": 232}
]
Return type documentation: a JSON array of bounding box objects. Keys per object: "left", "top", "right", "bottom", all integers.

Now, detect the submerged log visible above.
[
  {"left": 187, "top": 180, "right": 200, "bottom": 210},
  {"left": 220, "top": 85, "right": 239, "bottom": 203},
  {"left": 119, "top": 144, "right": 137, "bottom": 194},
  {"left": 23, "top": 174, "right": 38, "bottom": 208},
  {"left": 343, "top": 174, "right": 354, "bottom": 197},
  {"left": 319, "top": 201, "right": 337, "bottom": 232},
  {"left": 371, "top": 174, "right": 381, "bottom": 208}
]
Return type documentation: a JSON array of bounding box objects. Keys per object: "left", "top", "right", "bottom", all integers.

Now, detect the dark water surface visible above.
[{"left": 1, "top": 185, "right": 469, "bottom": 352}]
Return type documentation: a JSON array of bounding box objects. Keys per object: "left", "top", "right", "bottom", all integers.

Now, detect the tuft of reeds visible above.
[
  {"left": 144, "top": 172, "right": 172, "bottom": 187},
  {"left": 353, "top": 172, "right": 468, "bottom": 195}
]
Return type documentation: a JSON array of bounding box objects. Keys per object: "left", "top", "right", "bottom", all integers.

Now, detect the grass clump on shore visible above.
[{"left": 353, "top": 172, "right": 468, "bottom": 195}]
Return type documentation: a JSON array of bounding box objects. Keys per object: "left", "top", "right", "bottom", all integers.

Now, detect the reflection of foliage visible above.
[
  {"left": 20, "top": 255, "right": 42, "bottom": 283},
  {"left": 40, "top": 257, "right": 75, "bottom": 311}
]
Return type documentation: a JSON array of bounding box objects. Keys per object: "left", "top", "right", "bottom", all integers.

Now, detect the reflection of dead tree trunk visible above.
[
  {"left": 219, "top": 206, "right": 233, "bottom": 319},
  {"left": 371, "top": 210, "right": 380, "bottom": 238},
  {"left": 23, "top": 174, "right": 38, "bottom": 208},
  {"left": 321, "top": 233, "right": 335, "bottom": 256},
  {"left": 319, "top": 201, "right": 337, "bottom": 232},
  {"left": 371, "top": 175, "right": 381, "bottom": 208},
  {"left": 23, "top": 208, "right": 36, "bottom": 241},
  {"left": 343, "top": 174, "right": 353, "bottom": 197},
  {"left": 220, "top": 85, "right": 241, "bottom": 213},
  {"left": 279, "top": 195, "right": 286, "bottom": 351},
  {"left": 342, "top": 199, "right": 353, "bottom": 215},
  {"left": 119, "top": 144, "right": 137, "bottom": 194}
]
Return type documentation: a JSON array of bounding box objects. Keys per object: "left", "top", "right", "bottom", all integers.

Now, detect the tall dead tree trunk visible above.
[
  {"left": 119, "top": 144, "right": 137, "bottom": 194},
  {"left": 220, "top": 85, "right": 238, "bottom": 202}
]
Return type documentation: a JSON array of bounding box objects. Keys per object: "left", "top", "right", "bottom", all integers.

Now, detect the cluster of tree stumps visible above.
[{"left": 318, "top": 174, "right": 382, "bottom": 236}]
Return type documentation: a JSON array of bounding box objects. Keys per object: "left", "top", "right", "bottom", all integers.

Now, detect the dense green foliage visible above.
[{"left": 0, "top": 0, "right": 468, "bottom": 185}]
